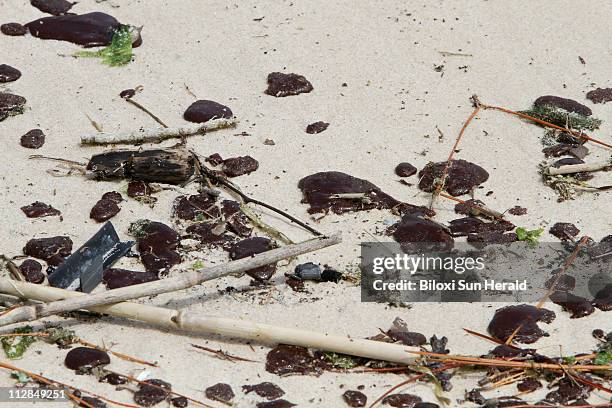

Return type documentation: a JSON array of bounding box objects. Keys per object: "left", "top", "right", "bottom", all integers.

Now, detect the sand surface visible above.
[{"left": 0, "top": 0, "right": 611, "bottom": 407}]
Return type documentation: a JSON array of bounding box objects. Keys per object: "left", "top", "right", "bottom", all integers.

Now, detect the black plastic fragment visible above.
[{"left": 48, "top": 222, "right": 133, "bottom": 292}]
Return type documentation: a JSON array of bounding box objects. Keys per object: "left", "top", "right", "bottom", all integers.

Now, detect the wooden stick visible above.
[
  {"left": 547, "top": 159, "right": 612, "bottom": 175},
  {"left": 0, "top": 281, "right": 418, "bottom": 365},
  {"left": 0, "top": 234, "right": 341, "bottom": 327},
  {"left": 80, "top": 118, "right": 238, "bottom": 145}
]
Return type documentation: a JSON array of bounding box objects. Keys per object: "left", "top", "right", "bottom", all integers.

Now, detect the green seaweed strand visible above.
[{"left": 74, "top": 25, "right": 134, "bottom": 66}]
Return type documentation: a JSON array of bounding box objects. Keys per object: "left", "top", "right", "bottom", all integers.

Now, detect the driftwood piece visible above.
[
  {"left": 0, "top": 234, "right": 341, "bottom": 327},
  {"left": 80, "top": 119, "right": 238, "bottom": 145},
  {"left": 546, "top": 159, "right": 612, "bottom": 175},
  {"left": 0, "top": 280, "right": 416, "bottom": 365},
  {"left": 87, "top": 148, "right": 194, "bottom": 184}
]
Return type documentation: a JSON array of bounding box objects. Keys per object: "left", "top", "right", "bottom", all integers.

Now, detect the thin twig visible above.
[
  {"left": 439, "top": 192, "right": 505, "bottom": 220},
  {"left": 438, "top": 51, "right": 473, "bottom": 57},
  {"left": 77, "top": 338, "right": 157, "bottom": 367},
  {"left": 462, "top": 328, "right": 506, "bottom": 345},
  {"left": 28, "top": 154, "right": 87, "bottom": 167},
  {"left": 505, "top": 236, "right": 588, "bottom": 344},
  {"left": 431, "top": 96, "right": 481, "bottom": 208},
  {"left": 369, "top": 363, "right": 457, "bottom": 408},
  {"left": 184, "top": 83, "right": 198, "bottom": 98},
  {"left": 0, "top": 303, "right": 25, "bottom": 317},
  {"left": 536, "top": 236, "right": 588, "bottom": 308},
  {"left": 407, "top": 351, "right": 612, "bottom": 372},
  {"left": 191, "top": 343, "right": 257, "bottom": 363},
  {"left": 572, "top": 373, "right": 612, "bottom": 395},
  {"left": 0, "top": 361, "right": 138, "bottom": 408},
  {"left": 240, "top": 204, "right": 295, "bottom": 245},
  {"left": 0, "top": 331, "right": 48, "bottom": 337},
  {"left": 193, "top": 152, "right": 322, "bottom": 236},
  {"left": 85, "top": 113, "right": 103, "bottom": 132},
  {"left": 488, "top": 371, "right": 526, "bottom": 389},
  {"left": 124, "top": 97, "right": 168, "bottom": 128}
]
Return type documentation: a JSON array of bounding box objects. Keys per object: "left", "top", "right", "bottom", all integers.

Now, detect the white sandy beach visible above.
[{"left": 0, "top": 0, "right": 611, "bottom": 406}]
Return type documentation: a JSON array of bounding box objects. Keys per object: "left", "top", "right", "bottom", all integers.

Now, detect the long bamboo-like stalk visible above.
[
  {"left": 0, "top": 234, "right": 341, "bottom": 327},
  {"left": 80, "top": 118, "right": 238, "bottom": 145},
  {"left": 0, "top": 280, "right": 418, "bottom": 365}
]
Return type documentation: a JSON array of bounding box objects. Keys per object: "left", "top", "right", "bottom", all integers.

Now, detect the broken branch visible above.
[{"left": 80, "top": 118, "right": 238, "bottom": 145}]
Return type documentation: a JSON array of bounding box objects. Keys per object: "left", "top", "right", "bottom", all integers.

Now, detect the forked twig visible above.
[
  {"left": 431, "top": 96, "right": 481, "bottom": 208},
  {"left": 193, "top": 152, "right": 322, "bottom": 236}
]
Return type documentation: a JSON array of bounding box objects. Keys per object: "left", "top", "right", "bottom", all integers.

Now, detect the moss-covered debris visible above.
[
  {"left": 519, "top": 104, "right": 602, "bottom": 132},
  {"left": 1, "top": 326, "right": 37, "bottom": 359}
]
